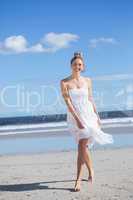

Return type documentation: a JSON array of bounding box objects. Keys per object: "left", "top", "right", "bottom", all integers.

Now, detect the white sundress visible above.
[{"left": 67, "top": 83, "right": 114, "bottom": 149}]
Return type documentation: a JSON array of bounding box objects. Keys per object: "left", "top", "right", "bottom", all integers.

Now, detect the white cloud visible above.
[
  {"left": 0, "top": 32, "right": 79, "bottom": 54},
  {"left": 0, "top": 35, "right": 28, "bottom": 53},
  {"left": 89, "top": 37, "right": 117, "bottom": 48},
  {"left": 28, "top": 43, "right": 49, "bottom": 53},
  {"left": 92, "top": 73, "right": 133, "bottom": 81},
  {"left": 42, "top": 32, "right": 79, "bottom": 52}
]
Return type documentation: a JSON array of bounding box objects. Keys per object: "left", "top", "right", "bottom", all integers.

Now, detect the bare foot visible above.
[
  {"left": 88, "top": 169, "right": 94, "bottom": 184},
  {"left": 74, "top": 179, "right": 81, "bottom": 191}
]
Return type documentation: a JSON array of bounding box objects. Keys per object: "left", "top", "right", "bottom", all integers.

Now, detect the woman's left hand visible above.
[{"left": 97, "top": 117, "right": 102, "bottom": 128}]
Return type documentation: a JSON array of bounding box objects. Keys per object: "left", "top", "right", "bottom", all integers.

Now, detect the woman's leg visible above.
[
  {"left": 76, "top": 140, "right": 85, "bottom": 180},
  {"left": 80, "top": 138, "right": 94, "bottom": 181},
  {"left": 74, "top": 140, "right": 85, "bottom": 191}
]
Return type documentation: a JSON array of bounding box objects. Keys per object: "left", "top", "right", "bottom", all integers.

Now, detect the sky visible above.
[{"left": 0, "top": 0, "right": 133, "bottom": 117}]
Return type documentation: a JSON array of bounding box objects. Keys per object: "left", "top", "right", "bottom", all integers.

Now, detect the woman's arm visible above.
[
  {"left": 60, "top": 79, "right": 83, "bottom": 125},
  {"left": 87, "top": 78, "right": 101, "bottom": 122}
]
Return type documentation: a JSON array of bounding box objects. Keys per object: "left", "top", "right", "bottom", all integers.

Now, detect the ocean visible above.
[{"left": 0, "top": 117, "right": 133, "bottom": 155}]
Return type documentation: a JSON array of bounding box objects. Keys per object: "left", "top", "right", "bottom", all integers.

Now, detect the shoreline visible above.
[
  {"left": 0, "top": 145, "right": 133, "bottom": 157},
  {"left": 0, "top": 120, "right": 133, "bottom": 156},
  {"left": 0, "top": 120, "right": 133, "bottom": 139}
]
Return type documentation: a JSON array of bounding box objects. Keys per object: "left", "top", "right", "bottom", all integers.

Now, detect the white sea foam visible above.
[{"left": 0, "top": 117, "right": 133, "bottom": 137}]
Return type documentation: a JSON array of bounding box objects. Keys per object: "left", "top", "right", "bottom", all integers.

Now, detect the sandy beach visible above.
[{"left": 0, "top": 147, "right": 133, "bottom": 200}]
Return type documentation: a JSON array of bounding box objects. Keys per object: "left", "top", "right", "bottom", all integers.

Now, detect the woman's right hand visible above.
[{"left": 76, "top": 119, "right": 85, "bottom": 129}]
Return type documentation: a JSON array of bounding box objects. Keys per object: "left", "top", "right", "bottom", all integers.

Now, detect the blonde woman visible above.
[{"left": 60, "top": 52, "right": 113, "bottom": 191}]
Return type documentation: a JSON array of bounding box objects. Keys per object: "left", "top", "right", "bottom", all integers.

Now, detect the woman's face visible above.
[{"left": 71, "top": 58, "right": 84, "bottom": 72}]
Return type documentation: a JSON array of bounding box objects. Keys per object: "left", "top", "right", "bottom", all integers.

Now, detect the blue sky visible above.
[{"left": 0, "top": 0, "right": 133, "bottom": 116}]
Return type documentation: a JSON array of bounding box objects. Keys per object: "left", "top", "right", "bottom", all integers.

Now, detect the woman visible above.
[{"left": 60, "top": 52, "right": 114, "bottom": 192}]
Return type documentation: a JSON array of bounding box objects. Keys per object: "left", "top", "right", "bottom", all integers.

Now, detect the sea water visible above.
[{"left": 0, "top": 132, "right": 133, "bottom": 155}]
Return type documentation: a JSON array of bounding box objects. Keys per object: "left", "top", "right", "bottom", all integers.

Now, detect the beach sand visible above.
[{"left": 0, "top": 147, "right": 133, "bottom": 200}]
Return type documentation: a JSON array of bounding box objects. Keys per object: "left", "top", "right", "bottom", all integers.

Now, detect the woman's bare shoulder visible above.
[
  {"left": 60, "top": 76, "right": 72, "bottom": 91},
  {"left": 60, "top": 76, "right": 72, "bottom": 84},
  {"left": 84, "top": 76, "right": 92, "bottom": 85}
]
